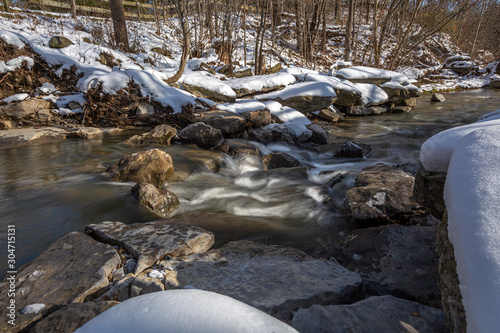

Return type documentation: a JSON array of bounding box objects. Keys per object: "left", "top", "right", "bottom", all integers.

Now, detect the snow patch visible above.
[
  {"left": 76, "top": 290, "right": 298, "bottom": 333},
  {"left": 3, "top": 93, "right": 29, "bottom": 103},
  {"left": 20, "top": 303, "right": 45, "bottom": 314}
]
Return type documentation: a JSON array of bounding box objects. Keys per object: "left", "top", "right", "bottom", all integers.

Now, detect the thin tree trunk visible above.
[
  {"left": 154, "top": 0, "right": 161, "bottom": 35},
  {"left": 110, "top": 0, "right": 129, "bottom": 52},
  {"left": 70, "top": 0, "right": 77, "bottom": 19},
  {"left": 243, "top": 0, "right": 247, "bottom": 66},
  {"left": 470, "top": 1, "right": 486, "bottom": 57},
  {"left": 344, "top": 0, "right": 354, "bottom": 61},
  {"left": 165, "top": 0, "right": 190, "bottom": 84},
  {"left": 2, "top": 0, "right": 10, "bottom": 13}
]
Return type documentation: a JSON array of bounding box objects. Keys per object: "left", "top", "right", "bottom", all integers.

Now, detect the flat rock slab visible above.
[
  {"left": 292, "top": 295, "right": 447, "bottom": 333},
  {"left": 85, "top": 221, "right": 214, "bottom": 275},
  {"left": 28, "top": 301, "right": 118, "bottom": 333},
  {"left": 0, "top": 127, "right": 68, "bottom": 148},
  {"left": 0, "top": 232, "right": 120, "bottom": 331},
  {"left": 340, "top": 224, "right": 441, "bottom": 307},
  {"left": 345, "top": 164, "right": 422, "bottom": 226},
  {"left": 161, "top": 240, "right": 364, "bottom": 320}
]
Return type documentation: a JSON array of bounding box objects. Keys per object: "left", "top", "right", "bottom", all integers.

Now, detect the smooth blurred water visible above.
[{"left": 0, "top": 89, "right": 499, "bottom": 279}]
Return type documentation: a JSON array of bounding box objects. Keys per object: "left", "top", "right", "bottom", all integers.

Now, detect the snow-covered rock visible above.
[
  {"left": 255, "top": 82, "right": 337, "bottom": 113},
  {"left": 336, "top": 66, "right": 408, "bottom": 85},
  {"left": 420, "top": 117, "right": 500, "bottom": 172},
  {"left": 444, "top": 125, "right": 500, "bottom": 332},
  {"left": 271, "top": 106, "right": 311, "bottom": 125},
  {"left": 180, "top": 72, "right": 236, "bottom": 102},
  {"left": 76, "top": 290, "right": 298, "bottom": 333},
  {"left": 353, "top": 83, "right": 389, "bottom": 106},
  {"left": 304, "top": 73, "right": 362, "bottom": 106},
  {"left": 227, "top": 72, "right": 296, "bottom": 97}
]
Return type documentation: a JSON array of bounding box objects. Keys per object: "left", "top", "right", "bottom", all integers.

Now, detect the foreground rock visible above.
[
  {"left": 345, "top": 164, "right": 423, "bottom": 226},
  {"left": 125, "top": 125, "right": 177, "bottom": 145},
  {"left": 203, "top": 113, "right": 246, "bottom": 136},
  {"left": 340, "top": 224, "right": 441, "bottom": 306},
  {"left": 160, "top": 240, "right": 364, "bottom": 320},
  {"left": 292, "top": 296, "right": 447, "bottom": 333},
  {"left": 131, "top": 183, "right": 180, "bottom": 217},
  {"left": 85, "top": 221, "right": 214, "bottom": 275},
  {"left": 437, "top": 212, "right": 466, "bottom": 333},
  {"left": 178, "top": 122, "right": 225, "bottom": 150},
  {"left": 0, "top": 232, "right": 120, "bottom": 331},
  {"left": 106, "top": 148, "right": 174, "bottom": 188},
  {"left": 0, "top": 98, "right": 52, "bottom": 121},
  {"left": 27, "top": 301, "right": 119, "bottom": 332},
  {"left": 333, "top": 141, "right": 372, "bottom": 158}
]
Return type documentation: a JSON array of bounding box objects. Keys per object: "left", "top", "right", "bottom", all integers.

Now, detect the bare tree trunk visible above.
[
  {"left": 154, "top": 0, "right": 161, "bottom": 35},
  {"left": 243, "top": 0, "right": 247, "bottom": 66},
  {"left": 70, "top": 0, "right": 77, "bottom": 19},
  {"left": 206, "top": 0, "right": 213, "bottom": 39},
  {"left": 470, "top": 1, "right": 486, "bottom": 57},
  {"left": 165, "top": 0, "right": 190, "bottom": 84},
  {"left": 344, "top": 0, "right": 354, "bottom": 61},
  {"left": 294, "top": 0, "right": 302, "bottom": 56},
  {"left": 110, "top": 0, "right": 129, "bottom": 52},
  {"left": 2, "top": 0, "right": 10, "bottom": 13},
  {"left": 374, "top": 0, "right": 402, "bottom": 68},
  {"left": 334, "top": 0, "right": 341, "bottom": 23}
]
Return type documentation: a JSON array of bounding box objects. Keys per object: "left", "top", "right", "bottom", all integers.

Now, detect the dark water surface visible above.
[{"left": 1, "top": 89, "right": 499, "bottom": 279}]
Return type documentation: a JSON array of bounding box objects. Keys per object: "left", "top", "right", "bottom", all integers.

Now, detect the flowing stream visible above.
[{"left": 1, "top": 89, "right": 499, "bottom": 279}]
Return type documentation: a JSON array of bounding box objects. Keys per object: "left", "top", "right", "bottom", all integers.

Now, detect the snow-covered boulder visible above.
[
  {"left": 380, "top": 81, "right": 421, "bottom": 101},
  {"left": 180, "top": 72, "right": 236, "bottom": 102},
  {"left": 227, "top": 72, "right": 296, "bottom": 98},
  {"left": 444, "top": 55, "right": 477, "bottom": 75},
  {"left": 271, "top": 106, "right": 311, "bottom": 125},
  {"left": 251, "top": 122, "right": 312, "bottom": 146},
  {"left": 336, "top": 66, "right": 408, "bottom": 85},
  {"left": 442, "top": 125, "right": 500, "bottom": 332},
  {"left": 255, "top": 82, "right": 337, "bottom": 113},
  {"left": 420, "top": 117, "right": 500, "bottom": 172},
  {"left": 304, "top": 74, "right": 362, "bottom": 106},
  {"left": 76, "top": 290, "right": 298, "bottom": 333},
  {"left": 353, "top": 83, "right": 389, "bottom": 106}
]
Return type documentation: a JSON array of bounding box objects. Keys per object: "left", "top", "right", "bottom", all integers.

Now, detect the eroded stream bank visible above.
[{"left": 0, "top": 89, "right": 499, "bottom": 280}]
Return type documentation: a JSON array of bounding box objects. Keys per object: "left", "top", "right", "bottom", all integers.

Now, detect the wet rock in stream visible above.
[
  {"left": 124, "top": 124, "right": 177, "bottom": 145},
  {"left": 106, "top": 148, "right": 174, "bottom": 188},
  {"left": 178, "top": 122, "right": 225, "bottom": 150},
  {"left": 345, "top": 164, "right": 424, "bottom": 226},
  {"left": 131, "top": 182, "right": 180, "bottom": 217}
]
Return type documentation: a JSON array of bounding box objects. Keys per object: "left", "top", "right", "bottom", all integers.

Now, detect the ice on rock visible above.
[
  {"left": 76, "top": 289, "right": 298, "bottom": 333},
  {"left": 444, "top": 126, "right": 500, "bottom": 333},
  {"left": 20, "top": 303, "right": 46, "bottom": 314}
]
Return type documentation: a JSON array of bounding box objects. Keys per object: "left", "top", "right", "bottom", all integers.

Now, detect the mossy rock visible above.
[{"left": 49, "top": 36, "right": 74, "bottom": 49}]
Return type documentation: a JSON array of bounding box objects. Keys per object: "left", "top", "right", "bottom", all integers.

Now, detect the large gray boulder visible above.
[
  {"left": 203, "top": 115, "right": 246, "bottom": 136},
  {"left": 262, "top": 152, "right": 301, "bottom": 170},
  {"left": 178, "top": 122, "right": 225, "bottom": 150},
  {"left": 292, "top": 296, "right": 447, "bottom": 333},
  {"left": 0, "top": 232, "right": 121, "bottom": 332},
  {"left": 85, "top": 221, "right": 214, "bottom": 275},
  {"left": 160, "top": 240, "right": 364, "bottom": 320},
  {"left": 0, "top": 127, "right": 69, "bottom": 148},
  {"left": 340, "top": 224, "right": 441, "bottom": 307},
  {"left": 106, "top": 148, "right": 174, "bottom": 188},
  {"left": 345, "top": 164, "right": 423, "bottom": 226},
  {"left": 131, "top": 182, "right": 179, "bottom": 217},
  {"left": 251, "top": 123, "right": 312, "bottom": 146}
]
